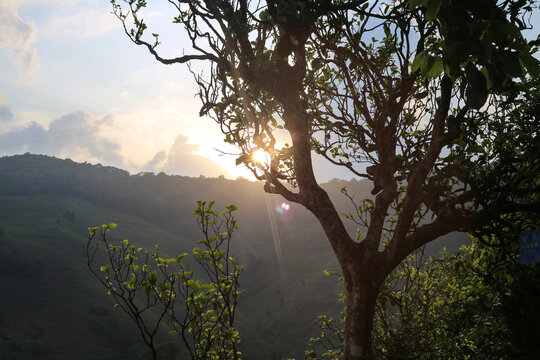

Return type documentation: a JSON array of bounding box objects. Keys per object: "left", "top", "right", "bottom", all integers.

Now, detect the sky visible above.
[
  {"left": 1, "top": 1, "right": 538, "bottom": 182},
  {"left": 0, "top": 0, "right": 257, "bottom": 180}
]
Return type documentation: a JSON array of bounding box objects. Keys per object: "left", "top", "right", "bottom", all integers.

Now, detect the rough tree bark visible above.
[{"left": 343, "top": 269, "right": 384, "bottom": 360}]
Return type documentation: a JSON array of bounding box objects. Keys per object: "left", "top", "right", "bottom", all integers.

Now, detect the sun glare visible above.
[{"left": 252, "top": 148, "right": 271, "bottom": 166}]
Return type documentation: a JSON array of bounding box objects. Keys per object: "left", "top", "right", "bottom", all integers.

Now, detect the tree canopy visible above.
[{"left": 110, "top": 0, "right": 540, "bottom": 358}]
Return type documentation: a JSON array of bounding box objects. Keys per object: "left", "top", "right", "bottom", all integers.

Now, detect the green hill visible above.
[
  {"left": 0, "top": 154, "right": 345, "bottom": 359},
  {"left": 0, "top": 154, "right": 466, "bottom": 359}
]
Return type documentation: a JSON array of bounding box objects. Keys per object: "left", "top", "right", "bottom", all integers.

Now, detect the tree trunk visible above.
[{"left": 343, "top": 268, "right": 384, "bottom": 360}]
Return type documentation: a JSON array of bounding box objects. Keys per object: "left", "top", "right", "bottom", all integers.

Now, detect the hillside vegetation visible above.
[{"left": 0, "top": 154, "right": 465, "bottom": 359}]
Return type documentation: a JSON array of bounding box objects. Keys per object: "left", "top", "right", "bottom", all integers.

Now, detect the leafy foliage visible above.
[
  {"left": 308, "top": 234, "right": 540, "bottom": 360},
  {"left": 372, "top": 244, "right": 511, "bottom": 360},
  {"left": 305, "top": 273, "right": 345, "bottom": 360},
  {"left": 107, "top": 0, "right": 540, "bottom": 357},
  {"left": 457, "top": 75, "right": 540, "bottom": 221},
  {"left": 85, "top": 201, "right": 243, "bottom": 360}
]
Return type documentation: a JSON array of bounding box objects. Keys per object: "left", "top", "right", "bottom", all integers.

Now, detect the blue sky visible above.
[{"left": 1, "top": 1, "right": 538, "bottom": 182}]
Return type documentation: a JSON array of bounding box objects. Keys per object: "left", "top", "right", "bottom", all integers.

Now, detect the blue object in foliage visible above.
[{"left": 519, "top": 230, "right": 540, "bottom": 264}]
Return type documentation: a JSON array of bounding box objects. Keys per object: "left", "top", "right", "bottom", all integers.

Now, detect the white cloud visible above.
[
  {"left": 1, "top": 1, "right": 21, "bottom": 7},
  {"left": 0, "top": 108, "right": 233, "bottom": 178},
  {"left": 0, "top": 111, "right": 123, "bottom": 166},
  {"left": 144, "top": 150, "right": 167, "bottom": 170},
  {"left": 4, "top": 1, "right": 85, "bottom": 7},
  {"left": 0, "top": 3, "right": 38, "bottom": 76},
  {"left": 39, "top": 8, "right": 118, "bottom": 41},
  {"left": 143, "top": 134, "right": 231, "bottom": 178}
]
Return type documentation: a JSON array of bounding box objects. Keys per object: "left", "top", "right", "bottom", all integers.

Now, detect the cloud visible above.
[
  {"left": 0, "top": 112, "right": 230, "bottom": 178},
  {"left": 0, "top": 111, "right": 123, "bottom": 166},
  {"left": 0, "top": 1, "right": 23, "bottom": 7},
  {"left": 143, "top": 134, "right": 231, "bottom": 178},
  {"left": 0, "top": 91, "right": 14, "bottom": 122},
  {"left": 0, "top": 3, "right": 38, "bottom": 76},
  {"left": 3, "top": 1, "right": 85, "bottom": 8},
  {"left": 2, "top": 1, "right": 78, "bottom": 5},
  {"left": 144, "top": 151, "right": 167, "bottom": 170},
  {"left": 0, "top": 106, "right": 14, "bottom": 122},
  {"left": 39, "top": 8, "right": 118, "bottom": 41}
]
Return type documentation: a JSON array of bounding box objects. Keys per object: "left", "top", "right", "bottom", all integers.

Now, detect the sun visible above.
[{"left": 252, "top": 148, "right": 271, "bottom": 166}]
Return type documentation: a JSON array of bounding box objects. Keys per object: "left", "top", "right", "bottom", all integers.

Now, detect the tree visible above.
[
  {"left": 370, "top": 243, "right": 513, "bottom": 360},
  {"left": 85, "top": 201, "right": 243, "bottom": 360},
  {"left": 110, "top": 0, "right": 539, "bottom": 358},
  {"left": 309, "top": 236, "right": 540, "bottom": 360}
]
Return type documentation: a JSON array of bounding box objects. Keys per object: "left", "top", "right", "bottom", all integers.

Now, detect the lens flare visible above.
[
  {"left": 252, "top": 147, "right": 271, "bottom": 166},
  {"left": 281, "top": 202, "right": 290, "bottom": 211},
  {"left": 264, "top": 194, "right": 287, "bottom": 281}
]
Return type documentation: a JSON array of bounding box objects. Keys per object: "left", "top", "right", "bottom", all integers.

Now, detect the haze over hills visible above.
[{"left": 0, "top": 154, "right": 466, "bottom": 359}]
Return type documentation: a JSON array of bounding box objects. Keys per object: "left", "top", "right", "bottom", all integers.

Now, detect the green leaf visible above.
[
  {"left": 480, "top": 66, "right": 491, "bottom": 89},
  {"left": 177, "top": 253, "right": 188, "bottom": 263},
  {"left": 426, "top": 58, "right": 443, "bottom": 78},
  {"left": 88, "top": 226, "right": 100, "bottom": 235},
  {"left": 468, "top": 143, "right": 484, "bottom": 153},
  {"left": 500, "top": 50, "right": 523, "bottom": 78},
  {"left": 421, "top": 56, "right": 435, "bottom": 77},
  {"left": 519, "top": 53, "right": 540, "bottom": 76},
  {"left": 465, "top": 63, "right": 488, "bottom": 109},
  {"left": 408, "top": 0, "right": 426, "bottom": 9},
  {"left": 411, "top": 52, "right": 425, "bottom": 72},
  {"left": 425, "top": 0, "right": 442, "bottom": 21},
  {"left": 235, "top": 154, "right": 249, "bottom": 166},
  {"left": 323, "top": 270, "right": 335, "bottom": 276}
]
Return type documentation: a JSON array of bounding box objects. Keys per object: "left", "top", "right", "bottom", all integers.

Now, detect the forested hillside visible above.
[{"left": 0, "top": 154, "right": 465, "bottom": 359}]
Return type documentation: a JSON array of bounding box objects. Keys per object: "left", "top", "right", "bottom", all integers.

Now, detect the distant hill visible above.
[{"left": 0, "top": 154, "right": 466, "bottom": 359}]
